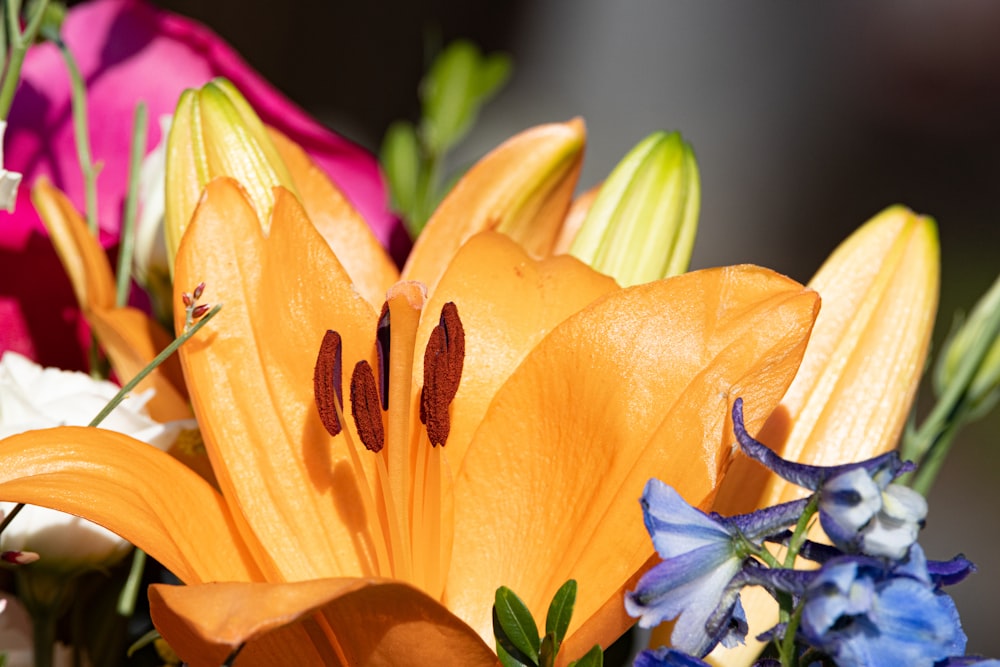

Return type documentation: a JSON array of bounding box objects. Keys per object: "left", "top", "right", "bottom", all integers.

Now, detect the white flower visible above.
[{"left": 0, "top": 351, "right": 196, "bottom": 571}]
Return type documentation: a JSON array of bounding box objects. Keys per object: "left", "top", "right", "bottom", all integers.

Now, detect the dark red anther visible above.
[
  {"left": 181, "top": 292, "right": 193, "bottom": 308},
  {"left": 313, "top": 330, "right": 344, "bottom": 437},
  {"left": 191, "top": 304, "right": 211, "bottom": 319},
  {"left": 193, "top": 282, "right": 206, "bottom": 300},
  {"left": 420, "top": 302, "right": 465, "bottom": 446},
  {"left": 351, "top": 360, "right": 385, "bottom": 453}
]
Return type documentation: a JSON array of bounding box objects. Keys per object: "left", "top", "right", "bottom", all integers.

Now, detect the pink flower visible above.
[{"left": 1, "top": 0, "right": 400, "bottom": 371}]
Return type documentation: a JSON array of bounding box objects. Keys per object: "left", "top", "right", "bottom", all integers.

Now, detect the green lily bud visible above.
[
  {"left": 935, "top": 272, "right": 1000, "bottom": 419},
  {"left": 165, "top": 78, "right": 297, "bottom": 268},
  {"left": 569, "top": 131, "right": 700, "bottom": 286}
]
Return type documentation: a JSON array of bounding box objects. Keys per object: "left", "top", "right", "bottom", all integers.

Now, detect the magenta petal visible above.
[{"left": 1, "top": 0, "right": 399, "bottom": 369}]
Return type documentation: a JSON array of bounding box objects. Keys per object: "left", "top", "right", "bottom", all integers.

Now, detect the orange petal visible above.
[
  {"left": 150, "top": 579, "right": 498, "bottom": 667},
  {"left": 0, "top": 427, "right": 259, "bottom": 583},
  {"left": 269, "top": 127, "right": 399, "bottom": 307},
  {"left": 446, "top": 265, "right": 819, "bottom": 651},
  {"left": 174, "top": 178, "right": 381, "bottom": 582},
  {"left": 31, "top": 177, "right": 116, "bottom": 311},
  {"left": 419, "top": 231, "right": 618, "bottom": 472},
  {"left": 402, "top": 120, "right": 586, "bottom": 295}
]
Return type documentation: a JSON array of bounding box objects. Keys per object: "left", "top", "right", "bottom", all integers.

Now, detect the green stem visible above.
[
  {"left": 909, "top": 408, "right": 969, "bottom": 495},
  {"left": 51, "top": 34, "right": 99, "bottom": 234},
  {"left": 0, "top": 0, "right": 49, "bottom": 120},
  {"left": 87, "top": 303, "right": 221, "bottom": 427},
  {"left": 783, "top": 494, "right": 820, "bottom": 569},
  {"left": 16, "top": 569, "right": 72, "bottom": 667},
  {"left": 116, "top": 102, "right": 148, "bottom": 307},
  {"left": 778, "top": 602, "right": 805, "bottom": 667},
  {"left": 116, "top": 548, "right": 146, "bottom": 616}
]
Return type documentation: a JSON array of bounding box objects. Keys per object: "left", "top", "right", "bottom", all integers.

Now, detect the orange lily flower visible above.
[
  {"left": 700, "top": 206, "right": 940, "bottom": 666},
  {"left": 2, "top": 121, "right": 821, "bottom": 665}
]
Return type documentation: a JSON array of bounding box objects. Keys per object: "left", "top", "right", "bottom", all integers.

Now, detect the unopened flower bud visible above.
[
  {"left": 569, "top": 131, "right": 700, "bottom": 286},
  {"left": 934, "top": 273, "right": 1000, "bottom": 419},
  {"left": 165, "top": 78, "right": 297, "bottom": 268}
]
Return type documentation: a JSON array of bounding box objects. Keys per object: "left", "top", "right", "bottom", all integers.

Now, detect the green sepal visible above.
[
  {"left": 567, "top": 644, "right": 604, "bottom": 667},
  {"left": 545, "top": 579, "right": 577, "bottom": 652},
  {"left": 494, "top": 586, "right": 541, "bottom": 665}
]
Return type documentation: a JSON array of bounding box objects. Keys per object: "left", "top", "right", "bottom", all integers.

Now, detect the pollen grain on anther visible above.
[
  {"left": 351, "top": 360, "right": 385, "bottom": 453},
  {"left": 313, "top": 330, "right": 344, "bottom": 437}
]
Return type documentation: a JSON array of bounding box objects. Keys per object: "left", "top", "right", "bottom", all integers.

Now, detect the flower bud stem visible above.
[
  {"left": 0, "top": 0, "right": 50, "bottom": 119},
  {"left": 116, "top": 102, "right": 148, "bottom": 308}
]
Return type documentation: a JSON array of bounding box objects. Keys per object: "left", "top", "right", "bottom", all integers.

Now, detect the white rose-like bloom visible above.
[{"left": 0, "top": 351, "right": 197, "bottom": 572}]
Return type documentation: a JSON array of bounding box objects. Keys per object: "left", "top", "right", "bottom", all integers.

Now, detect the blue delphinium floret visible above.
[
  {"left": 731, "top": 397, "right": 924, "bottom": 559},
  {"left": 625, "top": 478, "right": 806, "bottom": 656},
  {"left": 799, "top": 544, "right": 967, "bottom": 667}
]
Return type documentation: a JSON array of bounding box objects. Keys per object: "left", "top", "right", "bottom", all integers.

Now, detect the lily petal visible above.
[
  {"left": 150, "top": 579, "right": 498, "bottom": 667},
  {"left": 174, "top": 178, "right": 380, "bottom": 582},
  {"left": 31, "top": 178, "right": 116, "bottom": 312},
  {"left": 402, "top": 120, "right": 586, "bottom": 295},
  {"left": 32, "top": 178, "right": 192, "bottom": 424},
  {"left": 269, "top": 127, "right": 399, "bottom": 307},
  {"left": 419, "top": 231, "right": 618, "bottom": 471},
  {"left": 447, "top": 266, "right": 819, "bottom": 653},
  {"left": 0, "top": 427, "right": 258, "bottom": 583}
]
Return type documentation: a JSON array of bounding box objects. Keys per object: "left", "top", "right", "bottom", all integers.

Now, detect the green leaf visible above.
[
  {"left": 545, "top": 579, "right": 577, "bottom": 651},
  {"left": 472, "top": 52, "right": 512, "bottom": 103},
  {"left": 380, "top": 120, "right": 420, "bottom": 218},
  {"left": 494, "top": 586, "right": 541, "bottom": 665},
  {"left": 568, "top": 644, "right": 604, "bottom": 667}
]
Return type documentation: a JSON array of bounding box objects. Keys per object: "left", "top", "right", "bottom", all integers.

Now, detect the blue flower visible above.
[
  {"left": 820, "top": 467, "right": 927, "bottom": 559},
  {"left": 799, "top": 545, "right": 967, "bottom": 667},
  {"left": 633, "top": 648, "right": 712, "bottom": 667},
  {"left": 625, "top": 478, "right": 805, "bottom": 656}
]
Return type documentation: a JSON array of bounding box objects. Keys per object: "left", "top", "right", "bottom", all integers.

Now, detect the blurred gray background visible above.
[{"left": 159, "top": 0, "right": 1000, "bottom": 656}]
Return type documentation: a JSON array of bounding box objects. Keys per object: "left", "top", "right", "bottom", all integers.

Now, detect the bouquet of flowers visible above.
[{"left": 0, "top": 1, "right": 997, "bottom": 666}]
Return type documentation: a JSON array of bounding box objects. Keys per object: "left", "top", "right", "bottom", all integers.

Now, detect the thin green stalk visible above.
[
  {"left": 51, "top": 35, "right": 99, "bottom": 233},
  {"left": 0, "top": 0, "right": 50, "bottom": 119},
  {"left": 116, "top": 547, "right": 146, "bottom": 616},
  {"left": 910, "top": 409, "right": 969, "bottom": 495},
  {"left": 87, "top": 304, "right": 221, "bottom": 427},
  {"left": 116, "top": 102, "right": 148, "bottom": 307},
  {"left": 778, "top": 602, "right": 805, "bottom": 667},
  {"left": 783, "top": 494, "right": 820, "bottom": 569}
]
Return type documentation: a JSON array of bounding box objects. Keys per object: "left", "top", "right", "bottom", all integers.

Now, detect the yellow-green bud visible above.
[
  {"left": 164, "top": 78, "right": 297, "bottom": 269},
  {"left": 569, "top": 131, "right": 700, "bottom": 286},
  {"left": 935, "top": 273, "right": 1000, "bottom": 418}
]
